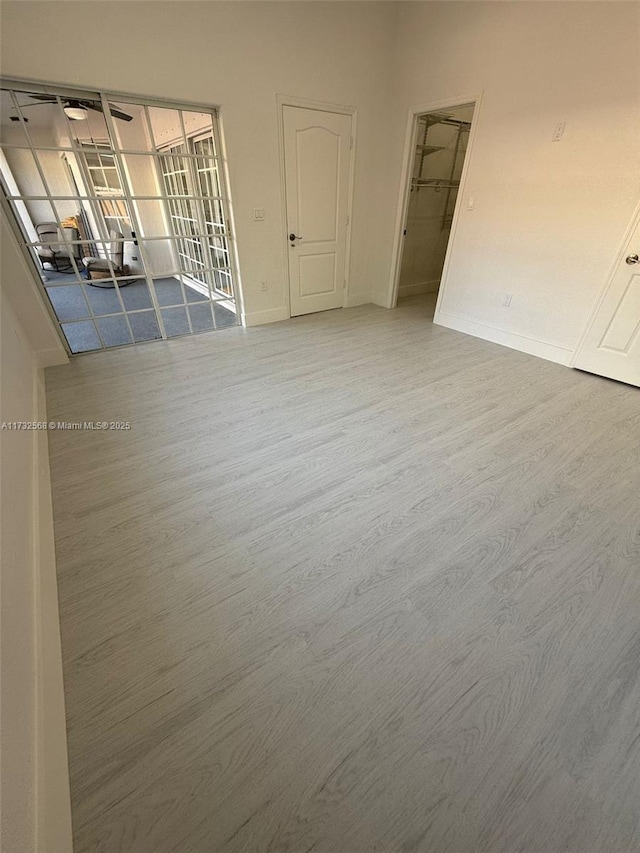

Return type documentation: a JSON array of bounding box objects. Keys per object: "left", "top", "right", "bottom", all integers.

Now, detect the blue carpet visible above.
[{"left": 43, "top": 273, "right": 238, "bottom": 352}]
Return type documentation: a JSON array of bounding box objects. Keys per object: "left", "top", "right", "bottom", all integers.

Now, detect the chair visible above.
[
  {"left": 36, "top": 222, "right": 78, "bottom": 272},
  {"left": 82, "top": 230, "right": 130, "bottom": 287}
]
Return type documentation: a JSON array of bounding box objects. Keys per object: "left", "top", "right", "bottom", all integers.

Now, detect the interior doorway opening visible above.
[{"left": 395, "top": 102, "right": 475, "bottom": 317}]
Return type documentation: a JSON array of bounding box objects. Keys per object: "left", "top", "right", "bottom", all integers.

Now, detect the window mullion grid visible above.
[
  {"left": 100, "top": 93, "right": 168, "bottom": 341},
  {"left": 184, "top": 115, "right": 218, "bottom": 306},
  {"left": 7, "top": 92, "right": 109, "bottom": 352},
  {"left": 65, "top": 123, "right": 112, "bottom": 248},
  {"left": 89, "top": 241, "right": 137, "bottom": 343},
  {"left": 4, "top": 193, "right": 227, "bottom": 204},
  {"left": 3, "top": 86, "right": 239, "bottom": 348},
  {"left": 156, "top": 139, "right": 197, "bottom": 323},
  {"left": 67, "top": 114, "right": 137, "bottom": 345},
  {"left": 0, "top": 141, "right": 224, "bottom": 164}
]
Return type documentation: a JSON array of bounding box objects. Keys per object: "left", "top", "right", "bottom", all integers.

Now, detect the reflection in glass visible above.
[
  {"left": 131, "top": 199, "right": 166, "bottom": 238},
  {"left": 182, "top": 111, "right": 213, "bottom": 143},
  {"left": 147, "top": 107, "right": 184, "bottom": 149},
  {"left": 45, "top": 285, "right": 91, "bottom": 321},
  {"left": 202, "top": 198, "right": 226, "bottom": 234},
  {"left": 119, "top": 280, "right": 153, "bottom": 311},
  {"left": 82, "top": 237, "right": 130, "bottom": 280},
  {"left": 0, "top": 90, "right": 28, "bottom": 146},
  {"left": 2, "top": 90, "right": 67, "bottom": 147},
  {"left": 129, "top": 311, "right": 161, "bottom": 342},
  {"left": 213, "top": 269, "right": 234, "bottom": 298},
  {"left": 66, "top": 106, "right": 110, "bottom": 148},
  {"left": 192, "top": 154, "right": 221, "bottom": 198},
  {"left": 161, "top": 306, "right": 190, "bottom": 337},
  {"left": 84, "top": 284, "right": 122, "bottom": 316},
  {"left": 153, "top": 278, "right": 187, "bottom": 307},
  {"left": 188, "top": 303, "right": 215, "bottom": 333},
  {"left": 106, "top": 102, "right": 146, "bottom": 152},
  {"left": 96, "top": 315, "right": 132, "bottom": 347},
  {"left": 138, "top": 239, "right": 176, "bottom": 278},
  {"left": 2, "top": 85, "right": 238, "bottom": 351},
  {"left": 61, "top": 321, "right": 102, "bottom": 353}
]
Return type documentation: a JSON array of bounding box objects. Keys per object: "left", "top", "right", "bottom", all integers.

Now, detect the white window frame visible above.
[{"left": 0, "top": 80, "right": 244, "bottom": 353}]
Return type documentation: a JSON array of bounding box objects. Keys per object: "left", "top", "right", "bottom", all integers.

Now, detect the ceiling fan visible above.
[{"left": 12, "top": 95, "right": 133, "bottom": 122}]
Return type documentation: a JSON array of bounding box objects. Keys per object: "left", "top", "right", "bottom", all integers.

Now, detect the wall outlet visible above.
[
  {"left": 552, "top": 122, "right": 566, "bottom": 142},
  {"left": 131, "top": 256, "right": 138, "bottom": 261},
  {"left": 467, "top": 196, "right": 476, "bottom": 211},
  {"left": 502, "top": 293, "right": 513, "bottom": 307},
  {"left": 261, "top": 280, "right": 268, "bottom": 292}
]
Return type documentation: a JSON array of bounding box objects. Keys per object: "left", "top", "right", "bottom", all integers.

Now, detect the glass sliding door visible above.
[{"left": 0, "top": 83, "right": 240, "bottom": 354}]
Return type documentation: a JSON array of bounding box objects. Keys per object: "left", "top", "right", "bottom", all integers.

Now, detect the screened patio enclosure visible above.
[{"left": 0, "top": 83, "right": 241, "bottom": 353}]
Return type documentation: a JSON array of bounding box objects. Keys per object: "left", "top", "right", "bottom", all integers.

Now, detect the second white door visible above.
[
  {"left": 574, "top": 212, "right": 640, "bottom": 387},
  {"left": 283, "top": 105, "right": 352, "bottom": 316}
]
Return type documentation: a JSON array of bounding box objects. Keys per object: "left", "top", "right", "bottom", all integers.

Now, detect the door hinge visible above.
[
  {"left": 343, "top": 279, "right": 346, "bottom": 289},
  {"left": 346, "top": 214, "right": 350, "bottom": 226},
  {"left": 350, "top": 137, "right": 354, "bottom": 150}
]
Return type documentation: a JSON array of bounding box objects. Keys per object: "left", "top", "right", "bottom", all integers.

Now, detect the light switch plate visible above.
[
  {"left": 552, "top": 122, "right": 566, "bottom": 142},
  {"left": 253, "top": 207, "right": 265, "bottom": 221}
]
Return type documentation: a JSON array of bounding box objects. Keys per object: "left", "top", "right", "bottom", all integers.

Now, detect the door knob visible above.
[
  {"left": 626, "top": 254, "right": 639, "bottom": 265},
  {"left": 289, "top": 233, "right": 302, "bottom": 242}
]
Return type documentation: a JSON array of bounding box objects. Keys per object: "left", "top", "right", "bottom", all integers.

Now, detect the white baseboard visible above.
[
  {"left": 242, "top": 306, "right": 290, "bottom": 327},
  {"left": 435, "top": 310, "right": 573, "bottom": 366},
  {"left": 398, "top": 279, "right": 440, "bottom": 297},
  {"left": 243, "top": 297, "right": 372, "bottom": 325}
]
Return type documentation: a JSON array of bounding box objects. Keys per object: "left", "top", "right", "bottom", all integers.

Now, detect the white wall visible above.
[
  {"left": 383, "top": 1, "right": 640, "bottom": 364},
  {"left": 1, "top": 1, "right": 638, "bottom": 345},
  {"left": 0, "top": 212, "right": 70, "bottom": 853},
  {"left": 0, "top": 1, "right": 397, "bottom": 325}
]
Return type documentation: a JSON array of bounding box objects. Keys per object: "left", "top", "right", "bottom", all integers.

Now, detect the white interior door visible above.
[
  {"left": 283, "top": 105, "right": 351, "bottom": 316},
  {"left": 574, "top": 215, "right": 640, "bottom": 387}
]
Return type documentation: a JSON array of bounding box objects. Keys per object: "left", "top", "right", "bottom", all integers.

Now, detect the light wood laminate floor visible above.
[{"left": 46, "top": 296, "right": 640, "bottom": 853}]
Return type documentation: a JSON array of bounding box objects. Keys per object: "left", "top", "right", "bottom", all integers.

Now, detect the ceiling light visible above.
[{"left": 64, "top": 104, "right": 88, "bottom": 120}]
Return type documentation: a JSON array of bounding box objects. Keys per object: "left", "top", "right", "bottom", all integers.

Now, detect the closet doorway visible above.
[{"left": 391, "top": 101, "right": 476, "bottom": 317}]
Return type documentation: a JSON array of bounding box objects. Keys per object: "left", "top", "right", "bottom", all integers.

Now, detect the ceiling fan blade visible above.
[
  {"left": 15, "top": 101, "right": 57, "bottom": 109},
  {"left": 26, "top": 93, "right": 57, "bottom": 102},
  {"left": 106, "top": 105, "right": 134, "bottom": 122},
  {"left": 80, "top": 99, "right": 133, "bottom": 122},
  {"left": 15, "top": 94, "right": 133, "bottom": 121}
]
